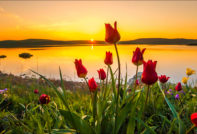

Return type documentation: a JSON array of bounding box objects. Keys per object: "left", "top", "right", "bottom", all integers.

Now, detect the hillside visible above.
[{"left": 0, "top": 38, "right": 197, "bottom": 48}]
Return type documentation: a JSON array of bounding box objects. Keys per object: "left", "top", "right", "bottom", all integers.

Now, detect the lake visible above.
[{"left": 0, "top": 44, "right": 197, "bottom": 83}]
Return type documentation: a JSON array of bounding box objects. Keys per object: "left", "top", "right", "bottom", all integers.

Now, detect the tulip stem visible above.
[
  {"left": 104, "top": 66, "right": 109, "bottom": 99},
  {"left": 145, "top": 85, "right": 150, "bottom": 109},
  {"left": 114, "top": 43, "right": 121, "bottom": 96},
  {"left": 84, "top": 78, "right": 89, "bottom": 88},
  {"left": 186, "top": 124, "right": 195, "bottom": 134},
  {"left": 114, "top": 43, "right": 121, "bottom": 132},
  {"left": 102, "top": 80, "right": 105, "bottom": 96},
  {"left": 143, "top": 85, "right": 150, "bottom": 120},
  {"left": 92, "top": 91, "right": 97, "bottom": 128},
  {"left": 134, "top": 65, "right": 139, "bottom": 94},
  {"left": 84, "top": 78, "right": 92, "bottom": 96}
]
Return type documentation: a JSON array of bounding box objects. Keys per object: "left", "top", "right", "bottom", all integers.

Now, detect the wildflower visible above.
[
  {"left": 175, "top": 94, "right": 180, "bottom": 99},
  {"left": 97, "top": 69, "right": 106, "bottom": 80},
  {"left": 132, "top": 47, "right": 146, "bottom": 66},
  {"left": 39, "top": 94, "right": 50, "bottom": 104},
  {"left": 192, "top": 94, "right": 196, "bottom": 97},
  {"left": 34, "top": 89, "right": 39, "bottom": 94},
  {"left": 127, "top": 88, "right": 132, "bottom": 93},
  {"left": 158, "top": 75, "right": 170, "bottom": 83},
  {"left": 136, "top": 79, "right": 140, "bottom": 86},
  {"left": 182, "top": 77, "right": 189, "bottom": 84},
  {"left": 104, "top": 51, "right": 113, "bottom": 65},
  {"left": 88, "top": 77, "right": 97, "bottom": 92},
  {"left": 3, "top": 94, "right": 8, "bottom": 97},
  {"left": 191, "top": 113, "right": 197, "bottom": 126},
  {"left": 105, "top": 21, "right": 120, "bottom": 44},
  {"left": 57, "top": 87, "right": 63, "bottom": 93},
  {"left": 141, "top": 60, "right": 158, "bottom": 85},
  {"left": 186, "top": 68, "right": 195, "bottom": 76},
  {"left": 175, "top": 82, "right": 182, "bottom": 91},
  {"left": 166, "top": 89, "right": 173, "bottom": 95},
  {"left": 0, "top": 88, "right": 7, "bottom": 94},
  {"left": 179, "top": 90, "right": 185, "bottom": 94},
  {"left": 74, "top": 59, "right": 88, "bottom": 78}
]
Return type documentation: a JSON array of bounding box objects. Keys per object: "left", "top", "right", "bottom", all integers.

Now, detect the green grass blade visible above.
[
  {"left": 109, "top": 66, "right": 117, "bottom": 100},
  {"left": 59, "top": 109, "right": 95, "bottom": 134},
  {"left": 134, "top": 117, "right": 157, "bottom": 134}
]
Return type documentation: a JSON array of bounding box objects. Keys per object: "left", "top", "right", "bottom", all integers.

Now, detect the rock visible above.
[{"left": 128, "top": 72, "right": 142, "bottom": 85}]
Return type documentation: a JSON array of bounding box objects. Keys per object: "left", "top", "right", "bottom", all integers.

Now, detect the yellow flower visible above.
[
  {"left": 182, "top": 77, "right": 189, "bottom": 84},
  {"left": 186, "top": 68, "right": 195, "bottom": 76}
]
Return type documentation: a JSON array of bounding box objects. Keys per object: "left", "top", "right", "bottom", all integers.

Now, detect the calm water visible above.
[{"left": 0, "top": 44, "right": 197, "bottom": 83}]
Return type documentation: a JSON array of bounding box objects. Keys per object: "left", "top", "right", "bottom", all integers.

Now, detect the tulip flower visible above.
[
  {"left": 175, "top": 94, "right": 180, "bottom": 99},
  {"left": 34, "top": 89, "right": 39, "bottom": 94},
  {"left": 175, "top": 82, "right": 182, "bottom": 91},
  {"left": 136, "top": 79, "right": 140, "bottom": 86},
  {"left": 158, "top": 75, "right": 170, "bottom": 83},
  {"left": 182, "top": 77, "right": 189, "bottom": 84},
  {"left": 74, "top": 59, "right": 88, "bottom": 78},
  {"left": 39, "top": 94, "right": 50, "bottom": 104},
  {"left": 88, "top": 77, "right": 97, "bottom": 92},
  {"left": 132, "top": 47, "right": 146, "bottom": 66},
  {"left": 97, "top": 69, "right": 106, "bottom": 80},
  {"left": 141, "top": 60, "right": 158, "bottom": 85},
  {"left": 105, "top": 21, "right": 120, "bottom": 44},
  {"left": 186, "top": 68, "right": 195, "bottom": 76},
  {"left": 191, "top": 113, "right": 197, "bottom": 127},
  {"left": 104, "top": 51, "right": 113, "bottom": 65}
]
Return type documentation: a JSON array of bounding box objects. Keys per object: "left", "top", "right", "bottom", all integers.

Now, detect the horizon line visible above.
[{"left": 1, "top": 37, "right": 197, "bottom": 42}]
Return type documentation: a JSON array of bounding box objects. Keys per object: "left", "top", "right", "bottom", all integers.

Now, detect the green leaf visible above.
[
  {"left": 59, "top": 67, "right": 67, "bottom": 97},
  {"left": 141, "top": 126, "right": 157, "bottom": 134},
  {"left": 59, "top": 109, "right": 95, "bottom": 134},
  {"left": 51, "top": 129, "right": 76, "bottom": 134},
  {"left": 115, "top": 101, "right": 133, "bottom": 134},
  {"left": 134, "top": 117, "right": 157, "bottom": 134},
  {"left": 109, "top": 66, "right": 117, "bottom": 100}
]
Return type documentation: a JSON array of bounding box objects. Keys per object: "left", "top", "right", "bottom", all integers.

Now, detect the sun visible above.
[{"left": 90, "top": 38, "right": 94, "bottom": 42}]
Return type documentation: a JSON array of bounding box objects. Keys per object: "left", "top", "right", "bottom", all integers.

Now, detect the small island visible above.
[
  {"left": 0, "top": 55, "right": 7, "bottom": 58},
  {"left": 19, "top": 53, "right": 33, "bottom": 59}
]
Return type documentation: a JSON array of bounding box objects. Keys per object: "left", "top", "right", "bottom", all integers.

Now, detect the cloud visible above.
[
  {"left": 0, "top": 7, "right": 22, "bottom": 22},
  {"left": 0, "top": 6, "right": 23, "bottom": 31},
  {"left": 0, "top": 7, "right": 4, "bottom": 13}
]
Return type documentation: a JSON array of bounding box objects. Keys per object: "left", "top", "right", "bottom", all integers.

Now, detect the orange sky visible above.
[{"left": 0, "top": 1, "right": 197, "bottom": 41}]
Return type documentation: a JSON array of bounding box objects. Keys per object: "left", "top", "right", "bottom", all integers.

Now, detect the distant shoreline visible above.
[{"left": 0, "top": 38, "right": 197, "bottom": 48}]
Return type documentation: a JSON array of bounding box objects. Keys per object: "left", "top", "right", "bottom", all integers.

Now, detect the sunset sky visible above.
[{"left": 0, "top": 1, "right": 197, "bottom": 41}]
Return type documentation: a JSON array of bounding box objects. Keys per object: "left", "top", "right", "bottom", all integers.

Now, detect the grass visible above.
[{"left": 0, "top": 69, "right": 197, "bottom": 134}]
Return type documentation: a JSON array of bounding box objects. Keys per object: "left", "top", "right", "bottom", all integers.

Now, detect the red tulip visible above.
[
  {"left": 136, "top": 79, "right": 140, "bottom": 85},
  {"left": 105, "top": 21, "right": 120, "bottom": 44},
  {"left": 158, "top": 75, "right": 170, "bottom": 83},
  {"left": 175, "top": 82, "right": 182, "bottom": 91},
  {"left": 132, "top": 47, "right": 146, "bottom": 66},
  {"left": 39, "top": 94, "right": 50, "bottom": 104},
  {"left": 104, "top": 51, "right": 113, "bottom": 65},
  {"left": 191, "top": 113, "right": 197, "bottom": 127},
  {"left": 74, "top": 59, "right": 88, "bottom": 78},
  {"left": 34, "top": 89, "right": 39, "bottom": 94},
  {"left": 97, "top": 69, "right": 106, "bottom": 80},
  {"left": 141, "top": 60, "right": 158, "bottom": 85},
  {"left": 88, "top": 77, "right": 97, "bottom": 92}
]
